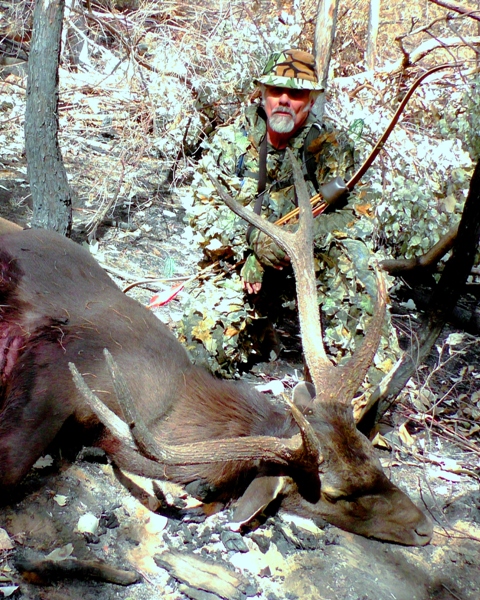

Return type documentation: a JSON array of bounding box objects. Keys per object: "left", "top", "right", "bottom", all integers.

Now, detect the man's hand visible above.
[
  {"left": 249, "top": 228, "right": 291, "bottom": 269},
  {"left": 244, "top": 280, "right": 262, "bottom": 294},
  {"left": 241, "top": 253, "right": 264, "bottom": 294}
]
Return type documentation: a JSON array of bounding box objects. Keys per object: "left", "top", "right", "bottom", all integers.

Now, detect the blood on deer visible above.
[{"left": 0, "top": 153, "right": 432, "bottom": 546}]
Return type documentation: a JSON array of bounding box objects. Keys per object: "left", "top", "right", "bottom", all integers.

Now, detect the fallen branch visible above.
[
  {"left": 397, "top": 288, "right": 480, "bottom": 335},
  {"left": 154, "top": 551, "right": 254, "bottom": 600},
  {"left": 14, "top": 554, "right": 141, "bottom": 586}
]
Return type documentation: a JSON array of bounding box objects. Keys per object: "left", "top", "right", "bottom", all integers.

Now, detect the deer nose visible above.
[{"left": 415, "top": 515, "right": 434, "bottom": 543}]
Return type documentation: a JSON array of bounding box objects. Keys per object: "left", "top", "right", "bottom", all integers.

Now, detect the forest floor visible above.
[{"left": 0, "top": 163, "right": 479, "bottom": 600}]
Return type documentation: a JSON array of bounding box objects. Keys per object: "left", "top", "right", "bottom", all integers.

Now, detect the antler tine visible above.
[
  {"left": 69, "top": 360, "right": 137, "bottom": 451},
  {"left": 320, "top": 271, "right": 387, "bottom": 406},
  {"left": 70, "top": 352, "right": 319, "bottom": 468},
  {"left": 103, "top": 348, "right": 170, "bottom": 461},
  {"left": 208, "top": 150, "right": 334, "bottom": 391},
  {"left": 344, "top": 271, "right": 387, "bottom": 393}
]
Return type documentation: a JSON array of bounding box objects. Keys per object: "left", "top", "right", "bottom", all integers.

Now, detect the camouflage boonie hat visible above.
[{"left": 255, "top": 49, "right": 323, "bottom": 91}]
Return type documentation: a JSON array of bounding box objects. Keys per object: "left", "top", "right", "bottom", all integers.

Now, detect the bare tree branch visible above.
[
  {"left": 380, "top": 225, "right": 459, "bottom": 276},
  {"left": 384, "top": 36, "right": 480, "bottom": 72},
  {"left": 428, "top": 0, "right": 480, "bottom": 23}
]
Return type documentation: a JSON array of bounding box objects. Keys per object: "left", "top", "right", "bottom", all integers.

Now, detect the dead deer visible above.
[{"left": 0, "top": 153, "right": 432, "bottom": 546}]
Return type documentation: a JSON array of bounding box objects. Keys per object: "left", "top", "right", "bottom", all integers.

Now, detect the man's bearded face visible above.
[{"left": 263, "top": 86, "right": 313, "bottom": 135}]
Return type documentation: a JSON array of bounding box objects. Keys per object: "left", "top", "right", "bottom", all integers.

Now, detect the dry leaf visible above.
[
  {"left": 0, "top": 586, "right": 19, "bottom": 597},
  {"left": 398, "top": 423, "right": 415, "bottom": 446},
  {"left": 53, "top": 494, "right": 68, "bottom": 507},
  {"left": 32, "top": 455, "right": 54, "bottom": 469},
  {"left": 0, "top": 529, "right": 14, "bottom": 551},
  {"left": 45, "top": 544, "right": 74, "bottom": 562},
  {"left": 355, "top": 203, "right": 373, "bottom": 217},
  {"left": 76, "top": 513, "right": 99, "bottom": 534},
  {"left": 372, "top": 432, "right": 392, "bottom": 450},
  {"left": 224, "top": 326, "right": 240, "bottom": 338}
]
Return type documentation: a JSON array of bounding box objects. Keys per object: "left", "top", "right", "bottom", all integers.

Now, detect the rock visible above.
[{"left": 221, "top": 531, "right": 249, "bottom": 553}]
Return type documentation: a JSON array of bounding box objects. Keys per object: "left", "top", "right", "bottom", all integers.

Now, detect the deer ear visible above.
[
  {"left": 230, "top": 476, "right": 294, "bottom": 531},
  {"left": 292, "top": 381, "right": 316, "bottom": 411}
]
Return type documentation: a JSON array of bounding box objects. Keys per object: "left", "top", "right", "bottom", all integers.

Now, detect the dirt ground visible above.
[{"left": 0, "top": 170, "right": 479, "bottom": 600}]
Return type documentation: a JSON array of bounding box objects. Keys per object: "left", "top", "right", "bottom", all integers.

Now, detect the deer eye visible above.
[{"left": 322, "top": 489, "right": 348, "bottom": 503}]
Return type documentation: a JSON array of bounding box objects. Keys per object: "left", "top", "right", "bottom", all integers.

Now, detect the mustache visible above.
[{"left": 271, "top": 106, "right": 296, "bottom": 119}]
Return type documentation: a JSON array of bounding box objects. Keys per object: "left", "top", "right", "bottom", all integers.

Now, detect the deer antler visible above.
[
  {"left": 208, "top": 149, "right": 386, "bottom": 407},
  {"left": 208, "top": 152, "right": 334, "bottom": 388},
  {"left": 69, "top": 350, "right": 320, "bottom": 469}
]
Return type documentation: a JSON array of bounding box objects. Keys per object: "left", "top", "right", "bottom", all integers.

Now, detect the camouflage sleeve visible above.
[
  {"left": 311, "top": 122, "right": 355, "bottom": 186},
  {"left": 184, "top": 117, "right": 259, "bottom": 263},
  {"left": 308, "top": 123, "right": 366, "bottom": 248}
]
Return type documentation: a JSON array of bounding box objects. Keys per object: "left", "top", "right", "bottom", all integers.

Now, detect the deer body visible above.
[
  {"left": 0, "top": 228, "right": 191, "bottom": 485},
  {"left": 0, "top": 226, "right": 432, "bottom": 546}
]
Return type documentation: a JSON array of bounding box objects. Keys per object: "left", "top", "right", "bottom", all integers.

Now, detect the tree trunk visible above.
[
  {"left": 478, "top": 0, "right": 480, "bottom": 68},
  {"left": 25, "top": 0, "right": 73, "bottom": 236},
  {"left": 366, "top": 0, "right": 380, "bottom": 71},
  {"left": 313, "top": 0, "right": 340, "bottom": 119}
]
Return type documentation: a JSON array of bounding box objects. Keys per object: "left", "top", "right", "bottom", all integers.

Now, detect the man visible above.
[{"left": 183, "top": 49, "right": 398, "bottom": 382}]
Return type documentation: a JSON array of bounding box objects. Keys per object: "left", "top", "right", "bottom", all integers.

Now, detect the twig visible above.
[
  {"left": 427, "top": 0, "right": 480, "bottom": 23},
  {"left": 441, "top": 584, "right": 465, "bottom": 600},
  {"left": 123, "top": 261, "right": 220, "bottom": 294},
  {"left": 99, "top": 262, "right": 146, "bottom": 282},
  {"left": 406, "top": 411, "right": 480, "bottom": 458},
  {"left": 435, "top": 527, "right": 480, "bottom": 544},
  {"left": 122, "top": 275, "right": 191, "bottom": 293},
  {"left": 390, "top": 453, "right": 479, "bottom": 480}
]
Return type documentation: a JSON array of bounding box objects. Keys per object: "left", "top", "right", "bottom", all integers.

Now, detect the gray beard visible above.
[{"left": 268, "top": 113, "right": 295, "bottom": 133}]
